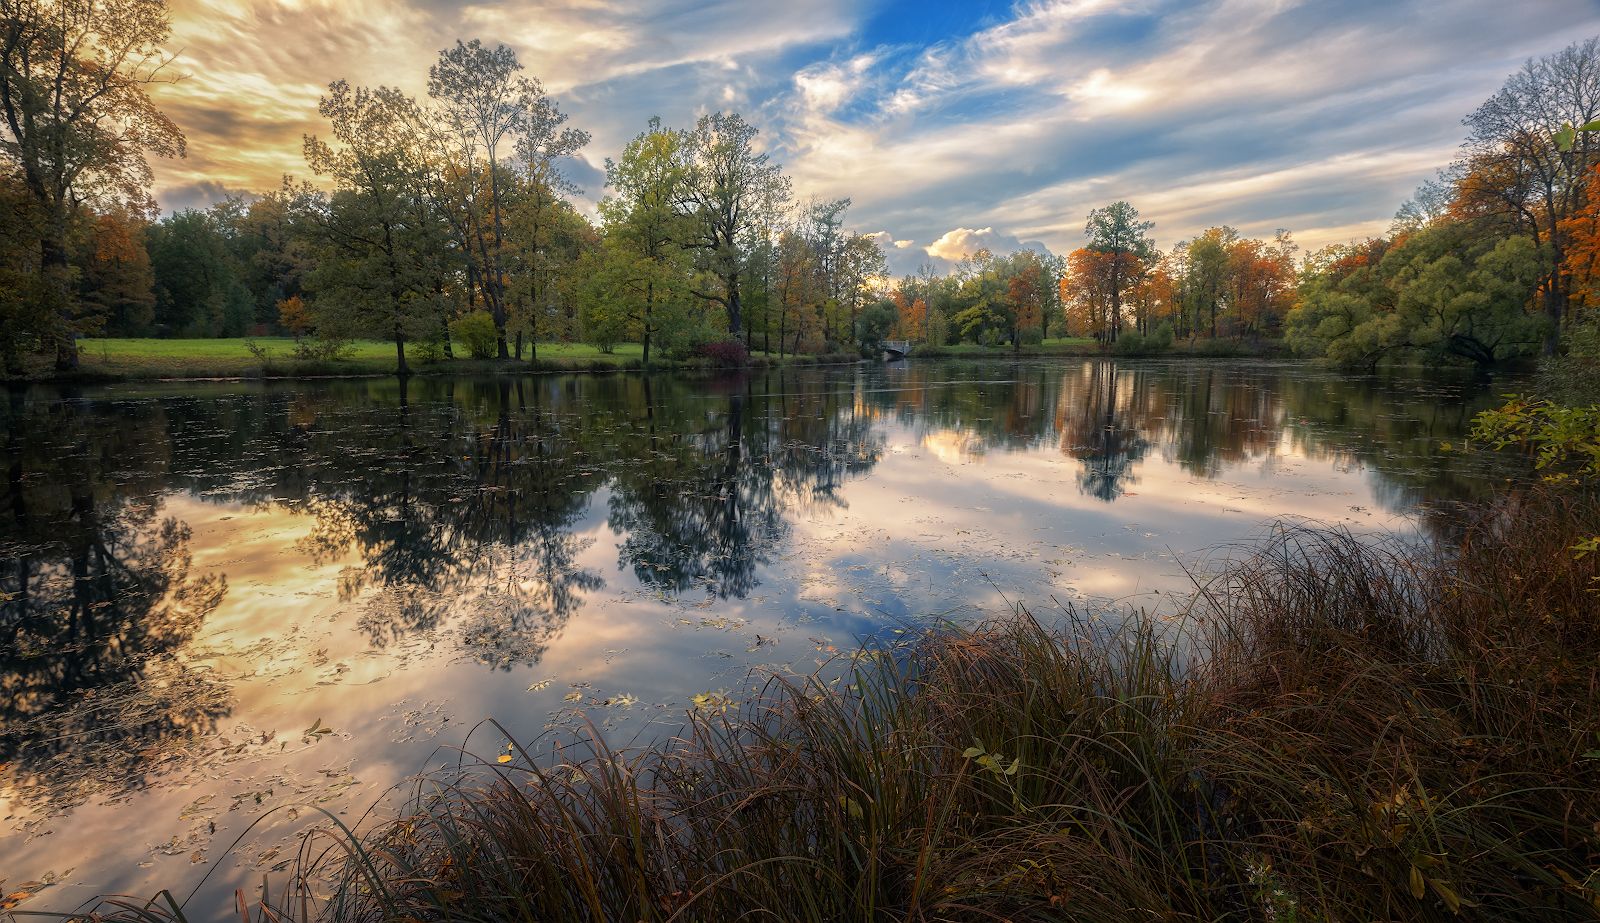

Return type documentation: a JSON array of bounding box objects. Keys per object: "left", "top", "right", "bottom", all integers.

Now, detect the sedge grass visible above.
[{"left": 56, "top": 489, "right": 1600, "bottom": 922}]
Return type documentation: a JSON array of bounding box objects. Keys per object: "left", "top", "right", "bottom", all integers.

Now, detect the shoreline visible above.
[{"left": 7, "top": 339, "right": 1302, "bottom": 385}]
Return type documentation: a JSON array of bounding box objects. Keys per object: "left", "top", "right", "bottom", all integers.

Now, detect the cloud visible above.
[{"left": 143, "top": 0, "right": 1600, "bottom": 265}]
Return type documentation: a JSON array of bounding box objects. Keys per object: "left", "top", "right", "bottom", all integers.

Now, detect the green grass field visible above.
[
  {"left": 52, "top": 335, "right": 1174, "bottom": 382},
  {"left": 71, "top": 338, "right": 644, "bottom": 379}
]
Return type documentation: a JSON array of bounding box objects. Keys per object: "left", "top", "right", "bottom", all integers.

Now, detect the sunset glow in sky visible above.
[{"left": 152, "top": 0, "right": 1600, "bottom": 272}]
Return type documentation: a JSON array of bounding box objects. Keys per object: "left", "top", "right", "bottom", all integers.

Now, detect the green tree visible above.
[
  {"left": 593, "top": 117, "right": 696, "bottom": 364},
  {"left": 427, "top": 39, "right": 540, "bottom": 359},
  {"left": 505, "top": 69, "right": 589, "bottom": 360},
  {"left": 304, "top": 80, "right": 448, "bottom": 374},
  {"left": 1084, "top": 201, "right": 1156, "bottom": 341},
  {"left": 147, "top": 209, "right": 252, "bottom": 336},
  {"left": 1287, "top": 222, "right": 1546, "bottom": 367},
  {"left": 681, "top": 112, "right": 790, "bottom": 342}
]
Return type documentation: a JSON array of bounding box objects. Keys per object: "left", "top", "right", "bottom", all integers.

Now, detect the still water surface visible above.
[{"left": 1, "top": 359, "right": 1524, "bottom": 914}]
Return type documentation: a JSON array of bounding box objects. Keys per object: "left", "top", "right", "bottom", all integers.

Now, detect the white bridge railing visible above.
[{"left": 883, "top": 340, "right": 911, "bottom": 357}]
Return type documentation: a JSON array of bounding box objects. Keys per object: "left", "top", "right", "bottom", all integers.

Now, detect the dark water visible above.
[{"left": 0, "top": 359, "right": 1525, "bottom": 914}]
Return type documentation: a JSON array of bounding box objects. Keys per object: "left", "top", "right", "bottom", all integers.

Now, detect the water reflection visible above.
[
  {"left": 0, "top": 359, "right": 1525, "bottom": 898},
  {"left": 1, "top": 393, "right": 230, "bottom": 816}
]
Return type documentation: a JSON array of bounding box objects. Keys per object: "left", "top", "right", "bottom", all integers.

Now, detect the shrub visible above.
[
  {"left": 291, "top": 335, "right": 353, "bottom": 361},
  {"left": 1017, "top": 326, "right": 1043, "bottom": 346},
  {"left": 1539, "top": 315, "right": 1600, "bottom": 404},
  {"left": 411, "top": 339, "right": 446, "bottom": 365},
  {"left": 691, "top": 339, "right": 749, "bottom": 367},
  {"left": 450, "top": 311, "right": 499, "bottom": 359}
]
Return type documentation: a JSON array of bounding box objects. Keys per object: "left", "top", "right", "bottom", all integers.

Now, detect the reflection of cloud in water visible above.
[
  {"left": 0, "top": 360, "right": 1534, "bottom": 916},
  {"left": 921, "top": 428, "right": 988, "bottom": 465}
]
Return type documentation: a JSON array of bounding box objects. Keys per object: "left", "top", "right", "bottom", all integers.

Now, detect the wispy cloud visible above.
[{"left": 149, "top": 0, "right": 1600, "bottom": 262}]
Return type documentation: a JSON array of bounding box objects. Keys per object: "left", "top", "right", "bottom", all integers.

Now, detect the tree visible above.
[
  {"left": 681, "top": 112, "right": 790, "bottom": 342},
  {"left": 0, "top": 0, "right": 185, "bottom": 369},
  {"left": 78, "top": 207, "right": 153, "bottom": 335},
  {"left": 1459, "top": 37, "right": 1600, "bottom": 353},
  {"left": 1083, "top": 201, "right": 1156, "bottom": 341},
  {"left": 1286, "top": 221, "right": 1546, "bottom": 367},
  {"left": 1182, "top": 227, "right": 1237, "bottom": 338},
  {"left": 855, "top": 298, "right": 897, "bottom": 354},
  {"left": 147, "top": 209, "right": 251, "bottom": 336},
  {"left": 427, "top": 39, "right": 539, "bottom": 359},
  {"left": 505, "top": 70, "right": 588, "bottom": 361},
  {"left": 1061, "top": 247, "right": 1115, "bottom": 339},
  {"left": 304, "top": 80, "right": 446, "bottom": 374},
  {"left": 595, "top": 117, "right": 692, "bottom": 364}
]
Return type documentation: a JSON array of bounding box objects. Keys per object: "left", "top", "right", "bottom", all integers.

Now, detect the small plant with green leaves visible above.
[{"left": 1473, "top": 396, "right": 1600, "bottom": 557}]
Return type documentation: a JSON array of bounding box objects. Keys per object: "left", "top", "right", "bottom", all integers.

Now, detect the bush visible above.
[
  {"left": 691, "top": 339, "right": 749, "bottom": 367},
  {"left": 291, "top": 335, "right": 353, "bottom": 361},
  {"left": 1112, "top": 330, "right": 1147, "bottom": 355},
  {"left": 1017, "top": 326, "right": 1043, "bottom": 346},
  {"left": 451, "top": 311, "right": 499, "bottom": 359},
  {"left": 1149, "top": 321, "right": 1174, "bottom": 350},
  {"left": 411, "top": 339, "right": 446, "bottom": 365},
  {"left": 1539, "top": 315, "right": 1600, "bottom": 404}
]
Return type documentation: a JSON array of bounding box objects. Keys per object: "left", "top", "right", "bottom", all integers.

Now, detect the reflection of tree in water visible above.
[
  {"left": 861, "top": 359, "right": 1521, "bottom": 514},
  {"left": 607, "top": 375, "right": 884, "bottom": 600},
  {"left": 277, "top": 378, "right": 606, "bottom": 668},
  {"left": 0, "top": 396, "right": 229, "bottom": 816},
  {"left": 1054, "top": 363, "right": 1150, "bottom": 502}
]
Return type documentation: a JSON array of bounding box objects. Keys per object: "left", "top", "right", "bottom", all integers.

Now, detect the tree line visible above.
[{"left": 2, "top": 1, "right": 1597, "bottom": 373}]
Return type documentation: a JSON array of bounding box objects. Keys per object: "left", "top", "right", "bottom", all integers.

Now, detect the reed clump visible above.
[{"left": 79, "top": 491, "right": 1600, "bottom": 922}]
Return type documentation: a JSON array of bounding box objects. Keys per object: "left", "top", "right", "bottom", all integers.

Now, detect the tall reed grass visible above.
[{"left": 59, "top": 491, "right": 1600, "bottom": 922}]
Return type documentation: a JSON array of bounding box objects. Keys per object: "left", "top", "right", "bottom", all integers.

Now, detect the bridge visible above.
[{"left": 882, "top": 340, "right": 912, "bottom": 360}]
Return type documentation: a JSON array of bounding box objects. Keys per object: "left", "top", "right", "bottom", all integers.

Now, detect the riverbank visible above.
[
  {"left": 76, "top": 486, "right": 1600, "bottom": 922},
  {"left": 8, "top": 338, "right": 862, "bottom": 383},
  {"left": 5, "top": 336, "right": 1294, "bottom": 383}
]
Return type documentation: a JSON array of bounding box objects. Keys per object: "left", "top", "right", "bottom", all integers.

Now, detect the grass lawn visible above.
[
  {"left": 927, "top": 337, "right": 1100, "bottom": 356},
  {"left": 72, "top": 338, "right": 643, "bottom": 379}
]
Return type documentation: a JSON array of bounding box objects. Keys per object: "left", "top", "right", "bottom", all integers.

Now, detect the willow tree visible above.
[{"left": 0, "top": 0, "right": 184, "bottom": 369}]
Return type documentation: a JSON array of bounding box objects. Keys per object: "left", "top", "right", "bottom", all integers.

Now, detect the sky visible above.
[{"left": 150, "top": 0, "right": 1600, "bottom": 276}]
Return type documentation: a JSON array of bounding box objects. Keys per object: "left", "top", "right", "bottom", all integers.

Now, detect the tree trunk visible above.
[
  {"left": 1544, "top": 275, "right": 1565, "bottom": 356},
  {"left": 394, "top": 325, "right": 409, "bottom": 376},
  {"left": 43, "top": 231, "right": 78, "bottom": 372}
]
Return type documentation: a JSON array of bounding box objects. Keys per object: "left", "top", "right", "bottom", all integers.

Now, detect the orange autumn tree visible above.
[
  {"left": 1561, "top": 163, "right": 1600, "bottom": 310},
  {"left": 1061, "top": 247, "right": 1117, "bottom": 339},
  {"left": 1007, "top": 255, "right": 1048, "bottom": 339},
  {"left": 79, "top": 208, "right": 156, "bottom": 336},
  {"left": 893, "top": 287, "right": 928, "bottom": 340},
  {"left": 278, "top": 295, "right": 314, "bottom": 336}
]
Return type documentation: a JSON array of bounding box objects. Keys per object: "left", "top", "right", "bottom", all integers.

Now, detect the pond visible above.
[{"left": 0, "top": 358, "right": 1527, "bottom": 916}]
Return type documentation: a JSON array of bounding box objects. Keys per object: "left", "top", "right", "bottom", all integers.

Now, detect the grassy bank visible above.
[
  {"left": 74, "top": 489, "right": 1600, "bottom": 922},
  {"left": 6, "top": 336, "right": 1294, "bottom": 383},
  {"left": 10, "top": 339, "right": 867, "bottom": 382}
]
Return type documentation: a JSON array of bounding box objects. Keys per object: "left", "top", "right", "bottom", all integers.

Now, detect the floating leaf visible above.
[{"left": 496, "top": 754, "right": 513, "bottom": 764}]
